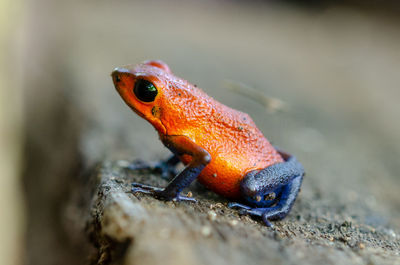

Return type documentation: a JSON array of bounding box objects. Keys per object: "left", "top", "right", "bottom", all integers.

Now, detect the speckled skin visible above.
[
  {"left": 112, "top": 60, "right": 305, "bottom": 226},
  {"left": 112, "top": 60, "right": 283, "bottom": 199}
]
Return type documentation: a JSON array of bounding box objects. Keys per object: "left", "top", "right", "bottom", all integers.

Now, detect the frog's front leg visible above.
[
  {"left": 229, "top": 150, "right": 304, "bottom": 227},
  {"left": 131, "top": 135, "right": 211, "bottom": 202}
]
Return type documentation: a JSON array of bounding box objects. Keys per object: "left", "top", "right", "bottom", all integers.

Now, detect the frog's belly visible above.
[
  {"left": 180, "top": 149, "right": 282, "bottom": 199},
  {"left": 197, "top": 157, "right": 247, "bottom": 199}
]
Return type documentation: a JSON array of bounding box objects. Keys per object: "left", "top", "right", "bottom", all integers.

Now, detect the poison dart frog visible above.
[{"left": 111, "top": 60, "right": 304, "bottom": 226}]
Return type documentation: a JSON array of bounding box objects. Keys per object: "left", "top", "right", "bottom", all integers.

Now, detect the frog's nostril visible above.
[
  {"left": 115, "top": 74, "right": 121, "bottom": 82},
  {"left": 112, "top": 67, "right": 128, "bottom": 82}
]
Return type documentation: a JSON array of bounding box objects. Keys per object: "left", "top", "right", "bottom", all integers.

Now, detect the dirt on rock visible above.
[{"left": 82, "top": 159, "right": 399, "bottom": 265}]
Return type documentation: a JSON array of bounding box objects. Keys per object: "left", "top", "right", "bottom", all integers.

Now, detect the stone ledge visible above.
[{"left": 84, "top": 161, "right": 400, "bottom": 265}]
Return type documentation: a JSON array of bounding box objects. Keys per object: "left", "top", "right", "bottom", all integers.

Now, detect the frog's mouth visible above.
[
  {"left": 128, "top": 104, "right": 146, "bottom": 120},
  {"left": 128, "top": 103, "right": 167, "bottom": 135}
]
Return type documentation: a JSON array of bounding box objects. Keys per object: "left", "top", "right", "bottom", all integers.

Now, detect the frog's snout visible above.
[
  {"left": 112, "top": 67, "right": 130, "bottom": 75},
  {"left": 111, "top": 67, "right": 130, "bottom": 87},
  {"left": 111, "top": 69, "right": 119, "bottom": 83},
  {"left": 112, "top": 67, "right": 129, "bottom": 78}
]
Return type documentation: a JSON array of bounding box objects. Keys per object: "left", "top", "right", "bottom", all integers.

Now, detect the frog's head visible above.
[{"left": 111, "top": 60, "right": 172, "bottom": 135}]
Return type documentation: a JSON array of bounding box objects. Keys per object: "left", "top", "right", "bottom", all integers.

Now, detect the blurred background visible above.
[{"left": 1, "top": 0, "right": 400, "bottom": 264}]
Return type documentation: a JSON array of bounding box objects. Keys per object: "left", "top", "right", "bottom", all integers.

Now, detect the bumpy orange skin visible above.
[{"left": 113, "top": 60, "right": 283, "bottom": 199}]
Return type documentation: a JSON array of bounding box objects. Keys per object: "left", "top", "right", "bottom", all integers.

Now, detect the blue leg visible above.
[
  {"left": 131, "top": 135, "right": 211, "bottom": 202},
  {"left": 227, "top": 202, "right": 252, "bottom": 210},
  {"left": 260, "top": 175, "right": 302, "bottom": 225},
  {"left": 232, "top": 175, "right": 303, "bottom": 226},
  {"left": 229, "top": 151, "right": 304, "bottom": 227}
]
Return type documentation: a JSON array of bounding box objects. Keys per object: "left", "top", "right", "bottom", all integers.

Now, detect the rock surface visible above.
[{"left": 83, "top": 160, "right": 399, "bottom": 265}]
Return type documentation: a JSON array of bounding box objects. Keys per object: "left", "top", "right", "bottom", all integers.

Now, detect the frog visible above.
[{"left": 111, "top": 60, "right": 304, "bottom": 226}]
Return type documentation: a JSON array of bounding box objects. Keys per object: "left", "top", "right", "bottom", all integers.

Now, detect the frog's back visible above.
[{"left": 159, "top": 74, "right": 283, "bottom": 198}]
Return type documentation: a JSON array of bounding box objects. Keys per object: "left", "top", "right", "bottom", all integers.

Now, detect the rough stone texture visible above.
[{"left": 82, "top": 160, "right": 399, "bottom": 265}]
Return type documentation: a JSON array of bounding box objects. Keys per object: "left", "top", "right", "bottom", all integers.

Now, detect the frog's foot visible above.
[
  {"left": 131, "top": 182, "right": 163, "bottom": 194},
  {"left": 235, "top": 206, "right": 288, "bottom": 227},
  {"left": 228, "top": 202, "right": 252, "bottom": 210},
  {"left": 228, "top": 202, "right": 273, "bottom": 226},
  {"left": 131, "top": 183, "right": 196, "bottom": 202},
  {"left": 235, "top": 154, "right": 305, "bottom": 227}
]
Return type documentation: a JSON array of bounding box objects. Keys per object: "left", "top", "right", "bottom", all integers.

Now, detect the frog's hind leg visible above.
[
  {"left": 238, "top": 176, "right": 302, "bottom": 227},
  {"left": 260, "top": 175, "right": 302, "bottom": 225},
  {"left": 230, "top": 153, "right": 304, "bottom": 227}
]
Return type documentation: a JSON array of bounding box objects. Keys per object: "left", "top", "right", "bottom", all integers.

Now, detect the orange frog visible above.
[{"left": 111, "top": 60, "right": 304, "bottom": 226}]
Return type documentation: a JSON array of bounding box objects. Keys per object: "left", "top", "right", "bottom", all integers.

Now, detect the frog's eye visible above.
[{"left": 134, "top": 79, "right": 158, "bottom": 102}]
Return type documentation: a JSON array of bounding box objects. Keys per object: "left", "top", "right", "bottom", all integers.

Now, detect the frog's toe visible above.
[
  {"left": 262, "top": 216, "right": 274, "bottom": 227},
  {"left": 234, "top": 206, "right": 291, "bottom": 227},
  {"left": 131, "top": 183, "right": 196, "bottom": 203},
  {"left": 231, "top": 205, "right": 278, "bottom": 227},
  {"left": 131, "top": 182, "right": 163, "bottom": 194},
  {"left": 238, "top": 208, "right": 265, "bottom": 217},
  {"left": 262, "top": 209, "right": 285, "bottom": 227},
  {"left": 151, "top": 189, "right": 197, "bottom": 202},
  {"left": 173, "top": 193, "right": 197, "bottom": 203},
  {"left": 131, "top": 187, "right": 153, "bottom": 195},
  {"left": 228, "top": 202, "right": 252, "bottom": 210},
  {"left": 229, "top": 203, "right": 268, "bottom": 216}
]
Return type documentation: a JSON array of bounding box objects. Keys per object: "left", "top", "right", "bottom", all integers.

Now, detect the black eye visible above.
[{"left": 134, "top": 79, "right": 158, "bottom": 102}]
